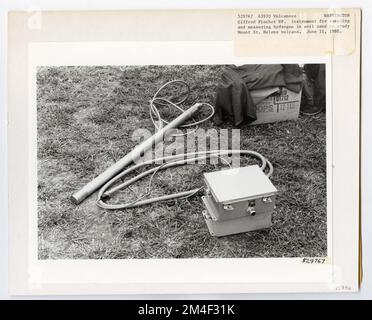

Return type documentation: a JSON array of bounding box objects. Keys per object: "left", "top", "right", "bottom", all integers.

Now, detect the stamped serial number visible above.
[{"left": 302, "top": 257, "right": 327, "bottom": 264}]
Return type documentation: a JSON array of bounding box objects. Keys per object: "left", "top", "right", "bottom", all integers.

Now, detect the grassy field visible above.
[{"left": 37, "top": 65, "right": 327, "bottom": 259}]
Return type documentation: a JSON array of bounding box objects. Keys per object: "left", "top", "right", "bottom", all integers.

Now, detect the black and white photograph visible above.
[{"left": 37, "top": 63, "right": 327, "bottom": 259}]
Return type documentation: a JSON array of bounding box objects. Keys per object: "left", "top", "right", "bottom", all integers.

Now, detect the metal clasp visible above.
[
  {"left": 262, "top": 197, "right": 272, "bottom": 203},
  {"left": 223, "top": 204, "right": 234, "bottom": 211}
]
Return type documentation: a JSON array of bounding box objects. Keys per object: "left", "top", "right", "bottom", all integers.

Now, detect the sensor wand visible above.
[{"left": 71, "top": 103, "right": 202, "bottom": 205}]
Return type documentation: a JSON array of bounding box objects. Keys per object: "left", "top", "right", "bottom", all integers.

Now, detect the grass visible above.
[{"left": 37, "top": 65, "right": 327, "bottom": 259}]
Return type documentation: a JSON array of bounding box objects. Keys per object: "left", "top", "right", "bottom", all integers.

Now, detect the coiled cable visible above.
[
  {"left": 96, "top": 150, "right": 273, "bottom": 210},
  {"left": 149, "top": 80, "right": 215, "bottom": 134}
]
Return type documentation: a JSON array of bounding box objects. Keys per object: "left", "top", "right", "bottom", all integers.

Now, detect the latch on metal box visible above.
[{"left": 202, "top": 165, "right": 278, "bottom": 237}]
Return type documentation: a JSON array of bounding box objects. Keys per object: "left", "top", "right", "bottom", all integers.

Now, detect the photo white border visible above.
[{"left": 25, "top": 41, "right": 337, "bottom": 294}]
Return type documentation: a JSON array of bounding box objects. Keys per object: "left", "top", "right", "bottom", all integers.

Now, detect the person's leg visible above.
[
  {"left": 300, "top": 64, "right": 323, "bottom": 116},
  {"left": 301, "top": 71, "right": 314, "bottom": 106},
  {"left": 314, "top": 64, "right": 326, "bottom": 110}
]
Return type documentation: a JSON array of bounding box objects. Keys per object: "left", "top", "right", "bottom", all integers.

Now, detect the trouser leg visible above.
[
  {"left": 314, "top": 64, "right": 326, "bottom": 110},
  {"left": 301, "top": 72, "right": 314, "bottom": 106}
]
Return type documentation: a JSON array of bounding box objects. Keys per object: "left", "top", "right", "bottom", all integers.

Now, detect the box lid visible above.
[{"left": 203, "top": 165, "right": 278, "bottom": 204}]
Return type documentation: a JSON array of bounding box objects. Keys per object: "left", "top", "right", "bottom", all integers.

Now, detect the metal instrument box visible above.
[{"left": 202, "top": 165, "right": 278, "bottom": 237}]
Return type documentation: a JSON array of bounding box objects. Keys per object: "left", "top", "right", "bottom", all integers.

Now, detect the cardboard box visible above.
[{"left": 250, "top": 88, "right": 302, "bottom": 125}]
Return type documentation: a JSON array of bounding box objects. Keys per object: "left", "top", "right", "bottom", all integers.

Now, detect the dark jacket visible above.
[{"left": 213, "top": 64, "right": 303, "bottom": 126}]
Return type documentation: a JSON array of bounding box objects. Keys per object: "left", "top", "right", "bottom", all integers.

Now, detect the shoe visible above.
[{"left": 300, "top": 104, "right": 323, "bottom": 116}]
